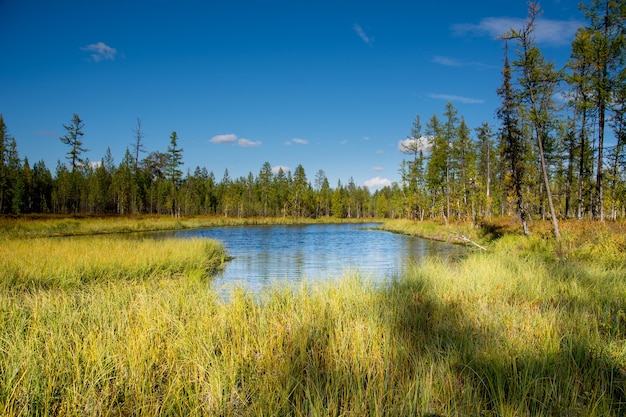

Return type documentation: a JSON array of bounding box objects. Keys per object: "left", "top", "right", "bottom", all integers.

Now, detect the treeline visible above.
[
  {"left": 1, "top": 1, "right": 625, "bottom": 228},
  {"left": 0, "top": 113, "right": 376, "bottom": 218}
]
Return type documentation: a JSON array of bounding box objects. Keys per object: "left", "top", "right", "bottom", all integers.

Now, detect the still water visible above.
[{"left": 163, "top": 223, "right": 465, "bottom": 293}]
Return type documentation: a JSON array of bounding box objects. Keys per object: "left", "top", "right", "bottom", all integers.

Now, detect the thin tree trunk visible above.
[{"left": 536, "top": 125, "right": 561, "bottom": 239}]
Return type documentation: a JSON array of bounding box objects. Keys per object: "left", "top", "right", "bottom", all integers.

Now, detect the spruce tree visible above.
[{"left": 60, "top": 114, "right": 88, "bottom": 172}]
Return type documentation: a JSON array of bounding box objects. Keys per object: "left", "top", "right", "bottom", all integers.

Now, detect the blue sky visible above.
[{"left": 1, "top": 0, "right": 584, "bottom": 189}]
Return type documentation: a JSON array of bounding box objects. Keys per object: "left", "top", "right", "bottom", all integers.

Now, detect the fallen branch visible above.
[{"left": 452, "top": 233, "right": 488, "bottom": 251}]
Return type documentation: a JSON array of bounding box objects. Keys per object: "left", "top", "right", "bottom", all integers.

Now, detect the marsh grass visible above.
[
  {"left": 0, "top": 215, "right": 368, "bottom": 238},
  {"left": 0, "top": 236, "right": 227, "bottom": 291},
  {"left": 1, "top": 218, "right": 625, "bottom": 415}
]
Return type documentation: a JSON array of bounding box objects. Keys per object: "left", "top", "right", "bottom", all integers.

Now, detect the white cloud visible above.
[
  {"left": 429, "top": 93, "right": 484, "bottom": 104},
  {"left": 210, "top": 133, "right": 261, "bottom": 147},
  {"left": 433, "top": 55, "right": 493, "bottom": 69},
  {"left": 353, "top": 23, "right": 373, "bottom": 46},
  {"left": 80, "top": 42, "right": 117, "bottom": 62},
  {"left": 398, "top": 136, "right": 432, "bottom": 153},
  {"left": 376, "top": 149, "right": 384, "bottom": 154},
  {"left": 237, "top": 138, "right": 261, "bottom": 147},
  {"left": 364, "top": 176, "right": 392, "bottom": 190},
  {"left": 372, "top": 166, "right": 384, "bottom": 172},
  {"left": 451, "top": 17, "right": 583, "bottom": 46},
  {"left": 210, "top": 134, "right": 237, "bottom": 144},
  {"left": 271, "top": 165, "right": 290, "bottom": 174},
  {"left": 284, "top": 138, "right": 308, "bottom": 146}
]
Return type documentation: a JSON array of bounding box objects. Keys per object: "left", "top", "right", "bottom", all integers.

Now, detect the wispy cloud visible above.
[
  {"left": 237, "top": 138, "right": 261, "bottom": 147},
  {"left": 353, "top": 23, "right": 373, "bottom": 46},
  {"left": 372, "top": 166, "right": 384, "bottom": 172},
  {"left": 80, "top": 42, "right": 117, "bottom": 62},
  {"left": 284, "top": 138, "right": 308, "bottom": 146},
  {"left": 433, "top": 55, "right": 494, "bottom": 70},
  {"left": 429, "top": 93, "right": 485, "bottom": 104},
  {"left": 364, "top": 176, "right": 392, "bottom": 190},
  {"left": 210, "top": 134, "right": 237, "bottom": 144},
  {"left": 210, "top": 133, "right": 261, "bottom": 147},
  {"left": 451, "top": 17, "right": 582, "bottom": 46}
]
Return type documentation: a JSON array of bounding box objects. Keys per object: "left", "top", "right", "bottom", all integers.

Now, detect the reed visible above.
[{"left": 0, "top": 218, "right": 624, "bottom": 415}]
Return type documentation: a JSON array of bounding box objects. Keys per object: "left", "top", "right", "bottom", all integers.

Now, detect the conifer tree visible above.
[
  {"left": 166, "top": 131, "right": 183, "bottom": 217},
  {"left": 498, "top": 39, "right": 530, "bottom": 235},
  {"left": 579, "top": 0, "right": 625, "bottom": 220},
  {"left": 506, "top": 3, "right": 561, "bottom": 239},
  {"left": 475, "top": 122, "right": 496, "bottom": 218},
  {"left": 60, "top": 114, "right": 88, "bottom": 172}
]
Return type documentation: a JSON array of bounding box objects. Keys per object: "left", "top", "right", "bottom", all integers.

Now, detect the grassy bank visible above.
[
  {"left": 0, "top": 236, "right": 228, "bottom": 291},
  {"left": 0, "top": 214, "right": 370, "bottom": 238},
  {"left": 0, "top": 217, "right": 625, "bottom": 415}
]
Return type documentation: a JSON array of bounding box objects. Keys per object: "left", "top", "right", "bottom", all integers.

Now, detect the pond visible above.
[{"left": 160, "top": 223, "right": 466, "bottom": 293}]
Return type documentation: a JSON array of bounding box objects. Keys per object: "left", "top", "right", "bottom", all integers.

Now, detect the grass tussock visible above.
[
  {"left": 0, "top": 237, "right": 227, "bottom": 291},
  {"left": 0, "top": 217, "right": 625, "bottom": 415}
]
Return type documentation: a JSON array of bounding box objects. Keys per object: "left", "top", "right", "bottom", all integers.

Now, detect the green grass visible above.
[
  {"left": 0, "top": 217, "right": 625, "bottom": 415},
  {"left": 0, "top": 214, "right": 372, "bottom": 238}
]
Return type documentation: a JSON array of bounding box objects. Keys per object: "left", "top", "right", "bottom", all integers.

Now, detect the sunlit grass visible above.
[
  {"left": 0, "top": 217, "right": 625, "bottom": 415},
  {"left": 0, "top": 214, "right": 373, "bottom": 238},
  {"left": 0, "top": 236, "right": 227, "bottom": 291}
]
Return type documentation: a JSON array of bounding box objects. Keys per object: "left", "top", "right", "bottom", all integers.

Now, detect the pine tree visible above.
[
  {"left": 400, "top": 114, "right": 427, "bottom": 219},
  {"left": 507, "top": 3, "right": 561, "bottom": 239},
  {"left": 498, "top": 39, "right": 530, "bottom": 235},
  {"left": 475, "top": 122, "right": 496, "bottom": 218},
  {"left": 0, "top": 115, "right": 12, "bottom": 213},
  {"left": 60, "top": 114, "right": 88, "bottom": 172},
  {"left": 166, "top": 131, "right": 183, "bottom": 217},
  {"left": 580, "top": 0, "right": 625, "bottom": 220},
  {"left": 453, "top": 118, "right": 477, "bottom": 220},
  {"left": 426, "top": 113, "right": 447, "bottom": 221}
]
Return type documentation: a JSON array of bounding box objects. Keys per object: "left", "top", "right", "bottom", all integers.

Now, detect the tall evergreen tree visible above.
[
  {"left": 507, "top": 3, "right": 561, "bottom": 239},
  {"left": 453, "top": 118, "right": 477, "bottom": 220},
  {"left": 580, "top": 0, "right": 625, "bottom": 220},
  {"left": 442, "top": 103, "right": 459, "bottom": 219},
  {"left": 60, "top": 114, "right": 88, "bottom": 172},
  {"left": 568, "top": 26, "right": 596, "bottom": 218},
  {"left": 0, "top": 115, "right": 14, "bottom": 213},
  {"left": 475, "top": 122, "right": 496, "bottom": 218},
  {"left": 258, "top": 162, "right": 274, "bottom": 216},
  {"left": 166, "top": 131, "right": 183, "bottom": 216},
  {"left": 426, "top": 113, "right": 447, "bottom": 221},
  {"left": 498, "top": 39, "right": 530, "bottom": 235},
  {"left": 131, "top": 118, "right": 146, "bottom": 173},
  {"left": 400, "top": 114, "right": 427, "bottom": 219}
]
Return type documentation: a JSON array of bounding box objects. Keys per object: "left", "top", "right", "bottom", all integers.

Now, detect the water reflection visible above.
[{"left": 161, "top": 223, "right": 466, "bottom": 293}]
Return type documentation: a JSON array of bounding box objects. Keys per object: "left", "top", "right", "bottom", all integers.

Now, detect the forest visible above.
[{"left": 1, "top": 2, "right": 625, "bottom": 234}]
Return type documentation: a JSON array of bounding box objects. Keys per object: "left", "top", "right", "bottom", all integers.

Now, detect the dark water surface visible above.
[{"left": 162, "top": 223, "right": 465, "bottom": 293}]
